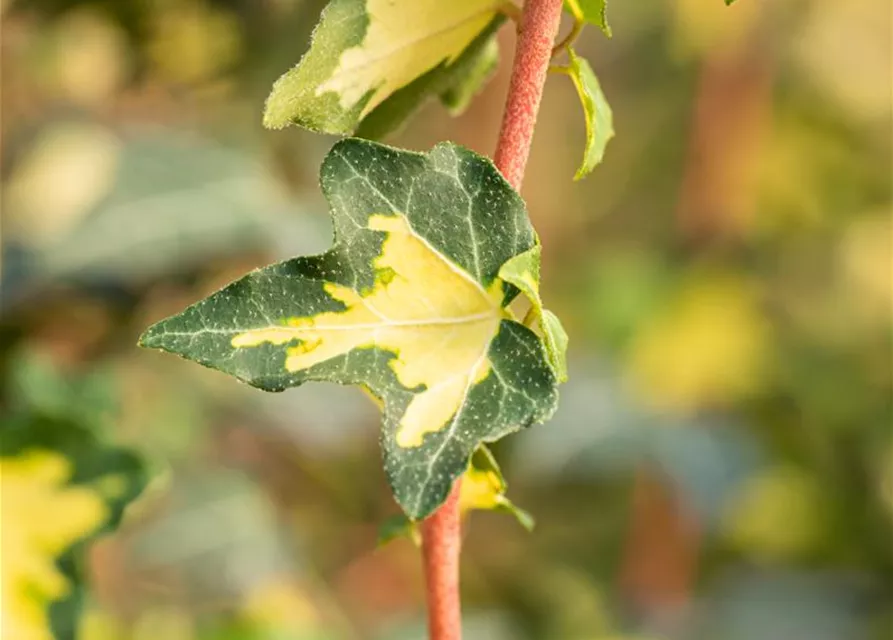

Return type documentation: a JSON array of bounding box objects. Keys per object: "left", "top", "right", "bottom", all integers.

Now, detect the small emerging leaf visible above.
[
  {"left": 263, "top": 0, "right": 505, "bottom": 135},
  {"left": 565, "top": 0, "right": 611, "bottom": 37},
  {"left": 565, "top": 47, "right": 614, "bottom": 180},
  {"left": 498, "top": 246, "right": 569, "bottom": 382},
  {"left": 460, "top": 446, "right": 534, "bottom": 530},
  {"left": 140, "top": 139, "right": 559, "bottom": 519}
]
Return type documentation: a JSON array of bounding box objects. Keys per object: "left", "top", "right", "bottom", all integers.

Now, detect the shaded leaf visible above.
[
  {"left": 263, "top": 0, "right": 505, "bottom": 134},
  {"left": 565, "top": 0, "right": 611, "bottom": 37},
  {"left": 498, "top": 245, "right": 569, "bottom": 381},
  {"left": 565, "top": 48, "right": 614, "bottom": 180},
  {"left": 140, "top": 139, "right": 559, "bottom": 519}
]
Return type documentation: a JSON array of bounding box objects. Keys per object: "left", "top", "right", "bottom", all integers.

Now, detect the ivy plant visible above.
[{"left": 137, "top": 0, "right": 739, "bottom": 637}]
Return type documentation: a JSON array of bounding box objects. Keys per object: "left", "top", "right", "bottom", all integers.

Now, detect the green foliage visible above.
[
  {"left": 562, "top": 48, "right": 615, "bottom": 180},
  {"left": 140, "top": 138, "right": 560, "bottom": 519},
  {"left": 498, "top": 246, "right": 569, "bottom": 382},
  {"left": 263, "top": 0, "right": 505, "bottom": 135},
  {"left": 565, "top": 0, "right": 612, "bottom": 37},
  {"left": 2, "top": 358, "right": 146, "bottom": 640}
]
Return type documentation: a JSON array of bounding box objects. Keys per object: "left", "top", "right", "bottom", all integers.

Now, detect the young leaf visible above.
[
  {"left": 140, "top": 139, "right": 559, "bottom": 519},
  {"left": 1, "top": 416, "right": 146, "bottom": 640},
  {"left": 564, "top": 47, "right": 614, "bottom": 180},
  {"left": 263, "top": 0, "right": 505, "bottom": 135},
  {"left": 498, "top": 246, "right": 569, "bottom": 382},
  {"left": 460, "top": 445, "right": 534, "bottom": 530},
  {"left": 565, "top": 0, "right": 611, "bottom": 37}
]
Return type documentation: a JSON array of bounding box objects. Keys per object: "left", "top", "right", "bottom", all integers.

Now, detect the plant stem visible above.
[
  {"left": 421, "top": 481, "right": 463, "bottom": 640},
  {"left": 494, "top": 0, "right": 565, "bottom": 191},
  {"left": 420, "top": 2, "right": 564, "bottom": 639}
]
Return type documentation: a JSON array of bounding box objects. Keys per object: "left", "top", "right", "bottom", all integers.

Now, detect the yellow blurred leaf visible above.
[
  {"left": 146, "top": 1, "right": 242, "bottom": 85},
  {"left": 722, "top": 466, "right": 829, "bottom": 561},
  {"left": 4, "top": 124, "right": 121, "bottom": 249},
  {"left": 0, "top": 452, "right": 107, "bottom": 640},
  {"left": 838, "top": 212, "right": 893, "bottom": 326},
  {"left": 625, "top": 274, "right": 770, "bottom": 412},
  {"left": 242, "top": 577, "right": 320, "bottom": 631},
  {"left": 671, "top": 0, "right": 760, "bottom": 58},
  {"left": 48, "top": 10, "right": 129, "bottom": 106},
  {"left": 794, "top": 0, "right": 891, "bottom": 122}
]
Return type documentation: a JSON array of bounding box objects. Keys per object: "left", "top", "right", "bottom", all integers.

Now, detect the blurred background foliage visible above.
[{"left": 0, "top": 0, "right": 890, "bottom": 638}]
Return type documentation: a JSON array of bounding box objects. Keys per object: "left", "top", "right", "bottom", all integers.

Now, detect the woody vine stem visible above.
[{"left": 420, "top": 1, "right": 565, "bottom": 638}]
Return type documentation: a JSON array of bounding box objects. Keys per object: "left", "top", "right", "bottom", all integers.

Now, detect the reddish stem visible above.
[
  {"left": 494, "top": 0, "right": 565, "bottom": 190},
  {"left": 421, "top": 481, "right": 463, "bottom": 640},
  {"left": 420, "top": 2, "right": 564, "bottom": 639}
]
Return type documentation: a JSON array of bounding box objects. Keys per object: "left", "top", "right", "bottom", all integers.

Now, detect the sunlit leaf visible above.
[
  {"left": 498, "top": 245, "right": 569, "bottom": 382},
  {"left": 0, "top": 417, "right": 146, "bottom": 640},
  {"left": 564, "top": 48, "right": 614, "bottom": 180},
  {"left": 140, "top": 139, "right": 560, "bottom": 519},
  {"left": 564, "top": 0, "right": 611, "bottom": 37},
  {"left": 263, "top": 0, "right": 506, "bottom": 135}
]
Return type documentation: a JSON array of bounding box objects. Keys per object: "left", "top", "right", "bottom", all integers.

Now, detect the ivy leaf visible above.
[
  {"left": 379, "top": 445, "right": 533, "bottom": 545},
  {"left": 1, "top": 416, "right": 146, "bottom": 640},
  {"left": 564, "top": 47, "right": 614, "bottom": 180},
  {"left": 565, "top": 0, "right": 611, "bottom": 37},
  {"left": 140, "top": 139, "right": 559, "bottom": 519},
  {"left": 498, "top": 246, "right": 569, "bottom": 382},
  {"left": 263, "top": 0, "right": 506, "bottom": 135}
]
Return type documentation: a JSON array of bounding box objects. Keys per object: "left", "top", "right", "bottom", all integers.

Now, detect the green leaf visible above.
[
  {"left": 565, "top": 0, "right": 611, "bottom": 37},
  {"left": 565, "top": 47, "right": 614, "bottom": 180},
  {"left": 263, "top": 0, "right": 505, "bottom": 135},
  {"left": 1, "top": 415, "right": 146, "bottom": 640},
  {"left": 497, "top": 246, "right": 569, "bottom": 382},
  {"left": 140, "top": 139, "right": 560, "bottom": 519}
]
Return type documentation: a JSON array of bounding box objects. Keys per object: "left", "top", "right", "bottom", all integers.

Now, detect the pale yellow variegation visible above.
[
  {"left": 232, "top": 213, "right": 507, "bottom": 448},
  {"left": 317, "top": 0, "right": 503, "bottom": 118}
]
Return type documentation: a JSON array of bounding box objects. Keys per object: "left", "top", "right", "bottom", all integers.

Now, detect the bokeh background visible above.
[{"left": 1, "top": 0, "right": 891, "bottom": 638}]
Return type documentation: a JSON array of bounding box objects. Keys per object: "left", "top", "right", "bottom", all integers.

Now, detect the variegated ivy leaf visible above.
[
  {"left": 1, "top": 416, "right": 146, "bottom": 640},
  {"left": 263, "top": 0, "right": 506, "bottom": 136},
  {"left": 565, "top": 0, "right": 611, "bottom": 37},
  {"left": 564, "top": 47, "right": 614, "bottom": 180},
  {"left": 140, "top": 139, "right": 560, "bottom": 519},
  {"left": 379, "top": 445, "right": 533, "bottom": 545}
]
